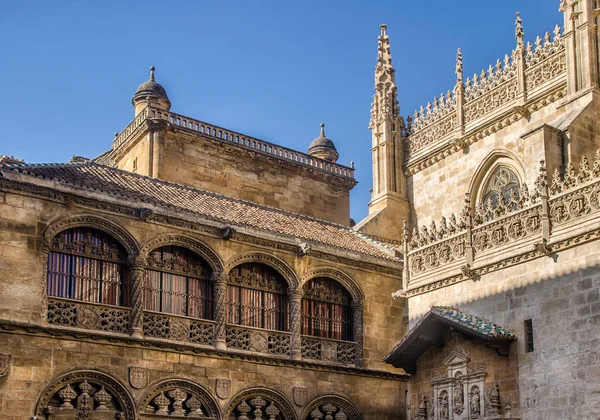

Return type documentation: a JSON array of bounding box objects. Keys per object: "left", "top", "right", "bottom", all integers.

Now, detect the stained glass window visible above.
[
  {"left": 47, "top": 227, "right": 129, "bottom": 306},
  {"left": 301, "top": 278, "right": 353, "bottom": 341},
  {"left": 144, "top": 246, "right": 212, "bottom": 319}
]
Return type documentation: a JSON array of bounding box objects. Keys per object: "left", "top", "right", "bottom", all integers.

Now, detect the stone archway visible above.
[{"left": 34, "top": 369, "right": 136, "bottom": 419}]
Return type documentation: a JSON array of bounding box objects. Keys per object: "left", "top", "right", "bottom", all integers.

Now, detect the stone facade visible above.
[{"left": 367, "top": 1, "right": 600, "bottom": 419}]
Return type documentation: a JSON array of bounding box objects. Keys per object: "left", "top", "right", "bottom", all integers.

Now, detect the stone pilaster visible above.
[
  {"left": 351, "top": 300, "right": 364, "bottom": 368},
  {"left": 212, "top": 272, "right": 228, "bottom": 350},
  {"left": 40, "top": 242, "right": 52, "bottom": 323},
  {"left": 127, "top": 256, "right": 146, "bottom": 340},
  {"left": 288, "top": 288, "right": 303, "bottom": 361}
]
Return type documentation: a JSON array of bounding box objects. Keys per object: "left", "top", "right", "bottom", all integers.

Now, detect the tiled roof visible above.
[
  {"left": 383, "top": 306, "right": 516, "bottom": 373},
  {"left": 1, "top": 162, "right": 400, "bottom": 262},
  {"left": 432, "top": 306, "right": 515, "bottom": 339}
]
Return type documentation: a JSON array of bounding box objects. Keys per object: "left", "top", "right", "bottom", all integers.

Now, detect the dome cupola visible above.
[
  {"left": 307, "top": 123, "right": 339, "bottom": 163},
  {"left": 132, "top": 66, "right": 171, "bottom": 116}
]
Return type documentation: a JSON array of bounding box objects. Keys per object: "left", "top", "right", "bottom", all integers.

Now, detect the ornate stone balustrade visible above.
[
  {"left": 46, "top": 298, "right": 363, "bottom": 366},
  {"left": 471, "top": 205, "right": 542, "bottom": 253},
  {"left": 525, "top": 26, "right": 566, "bottom": 92},
  {"left": 404, "top": 153, "right": 600, "bottom": 295},
  {"left": 225, "top": 324, "right": 291, "bottom": 357},
  {"left": 405, "top": 22, "right": 566, "bottom": 161},
  {"left": 143, "top": 311, "right": 215, "bottom": 345},
  {"left": 112, "top": 106, "right": 355, "bottom": 179},
  {"left": 408, "top": 232, "right": 467, "bottom": 278},
  {"left": 301, "top": 336, "right": 357, "bottom": 365},
  {"left": 47, "top": 298, "right": 130, "bottom": 335}
]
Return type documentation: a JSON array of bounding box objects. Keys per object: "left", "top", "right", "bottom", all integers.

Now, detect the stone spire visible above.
[
  {"left": 369, "top": 24, "right": 400, "bottom": 129},
  {"left": 356, "top": 24, "right": 410, "bottom": 243}
]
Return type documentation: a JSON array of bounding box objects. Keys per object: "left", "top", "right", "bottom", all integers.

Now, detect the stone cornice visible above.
[
  {"left": 0, "top": 320, "right": 409, "bottom": 381},
  {"left": 405, "top": 225, "right": 600, "bottom": 296},
  {"left": 0, "top": 177, "right": 402, "bottom": 276}
]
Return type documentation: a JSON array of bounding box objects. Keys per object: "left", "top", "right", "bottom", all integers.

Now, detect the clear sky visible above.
[{"left": 0, "top": 1, "right": 562, "bottom": 222}]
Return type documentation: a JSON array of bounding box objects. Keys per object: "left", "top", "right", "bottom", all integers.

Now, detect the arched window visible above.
[
  {"left": 47, "top": 227, "right": 129, "bottom": 306},
  {"left": 144, "top": 246, "right": 212, "bottom": 319},
  {"left": 481, "top": 166, "right": 521, "bottom": 210},
  {"left": 301, "top": 278, "right": 353, "bottom": 341},
  {"left": 226, "top": 263, "right": 288, "bottom": 331}
]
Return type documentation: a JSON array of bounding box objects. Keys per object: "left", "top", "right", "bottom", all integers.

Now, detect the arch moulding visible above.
[
  {"left": 224, "top": 387, "right": 298, "bottom": 420},
  {"left": 224, "top": 251, "right": 299, "bottom": 289},
  {"left": 301, "top": 394, "right": 361, "bottom": 420},
  {"left": 34, "top": 369, "right": 136, "bottom": 419},
  {"left": 137, "top": 377, "right": 222, "bottom": 419},
  {"left": 139, "top": 233, "right": 224, "bottom": 274},
  {"left": 468, "top": 149, "right": 526, "bottom": 208},
  {"left": 300, "top": 267, "right": 364, "bottom": 302},
  {"left": 43, "top": 213, "right": 140, "bottom": 257}
]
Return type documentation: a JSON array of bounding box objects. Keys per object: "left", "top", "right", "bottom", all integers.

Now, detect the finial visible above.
[
  {"left": 320, "top": 123, "right": 325, "bottom": 137},
  {"left": 456, "top": 48, "right": 463, "bottom": 81},
  {"left": 380, "top": 24, "right": 387, "bottom": 37},
  {"left": 149, "top": 66, "right": 155, "bottom": 81},
  {"left": 515, "top": 12, "right": 524, "bottom": 48},
  {"left": 114, "top": 132, "right": 118, "bottom": 138}
]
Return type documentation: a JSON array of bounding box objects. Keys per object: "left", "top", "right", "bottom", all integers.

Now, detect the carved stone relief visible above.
[
  {"left": 215, "top": 379, "right": 231, "bottom": 400},
  {"left": 293, "top": 386, "right": 308, "bottom": 407},
  {"left": 0, "top": 353, "right": 10, "bottom": 377},
  {"left": 128, "top": 367, "right": 148, "bottom": 390}
]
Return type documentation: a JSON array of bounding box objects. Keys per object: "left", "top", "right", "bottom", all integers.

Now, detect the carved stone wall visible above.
[
  {"left": 407, "top": 332, "right": 518, "bottom": 420},
  {"left": 0, "top": 333, "right": 405, "bottom": 419},
  {"left": 408, "top": 239, "right": 600, "bottom": 420}
]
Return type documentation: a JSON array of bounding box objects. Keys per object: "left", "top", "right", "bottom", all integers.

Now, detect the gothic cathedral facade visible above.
[{"left": 1, "top": 1, "right": 599, "bottom": 419}]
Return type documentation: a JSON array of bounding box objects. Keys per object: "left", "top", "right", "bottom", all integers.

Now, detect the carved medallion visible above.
[
  {"left": 569, "top": 194, "right": 589, "bottom": 217},
  {"left": 128, "top": 367, "right": 148, "bottom": 389},
  {"left": 249, "top": 330, "right": 269, "bottom": 353},
  {"left": 590, "top": 187, "right": 600, "bottom": 210},
  {"left": 0, "top": 353, "right": 10, "bottom": 377},
  {"left": 76, "top": 305, "right": 100, "bottom": 329},
  {"left": 169, "top": 318, "right": 190, "bottom": 341},
  {"left": 293, "top": 386, "right": 308, "bottom": 407},
  {"left": 321, "top": 341, "right": 337, "bottom": 361},
  {"left": 507, "top": 220, "right": 524, "bottom": 239},
  {"left": 215, "top": 379, "right": 231, "bottom": 399}
]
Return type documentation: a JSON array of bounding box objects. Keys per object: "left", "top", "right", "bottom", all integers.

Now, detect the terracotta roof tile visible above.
[{"left": 2, "top": 162, "right": 400, "bottom": 262}]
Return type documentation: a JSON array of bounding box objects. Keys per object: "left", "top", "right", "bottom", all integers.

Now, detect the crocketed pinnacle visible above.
[{"left": 370, "top": 24, "right": 399, "bottom": 129}]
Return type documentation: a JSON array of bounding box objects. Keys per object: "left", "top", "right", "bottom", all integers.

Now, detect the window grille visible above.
[
  {"left": 144, "top": 246, "right": 213, "bottom": 319},
  {"left": 525, "top": 319, "right": 534, "bottom": 353},
  {"left": 301, "top": 278, "right": 353, "bottom": 341},
  {"left": 47, "top": 227, "right": 129, "bottom": 306},
  {"left": 226, "top": 263, "right": 289, "bottom": 331}
]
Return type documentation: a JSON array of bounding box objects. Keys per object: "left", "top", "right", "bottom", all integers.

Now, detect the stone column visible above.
[
  {"left": 351, "top": 300, "right": 364, "bottom": 368},
  {"left": 288, "top": 287, "right": 303, "bottom": 361},
  {"left": 212, "top": 272, "right": 228, "bottom": 350},
  {"left": 40, "top": 241, "right": 52, "bottom": 324},
  {"left": 128, "top": 256, "right": 146, "bottom": 340}
]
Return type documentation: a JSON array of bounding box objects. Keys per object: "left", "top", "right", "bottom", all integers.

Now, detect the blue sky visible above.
[{"left": 0, "top": 1, "right": 561, "bottom": 222}]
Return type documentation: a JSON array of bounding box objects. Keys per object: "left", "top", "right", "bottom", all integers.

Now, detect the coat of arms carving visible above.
[
  {"left": 0, "top": 353, "right": 10, "bottom": 377},
  {"left": 128, "top": 367, "right": 148, "bottom": 389},
  {"left": 293, "top": 386, "right": 307, "bottom": 407},
  {"left": 216, "top": 378, "right": 231, "bottom": 399}
]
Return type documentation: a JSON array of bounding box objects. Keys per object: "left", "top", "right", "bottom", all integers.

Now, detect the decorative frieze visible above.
[{"left": 301, "top": 336, "right": 357, "bottom": 366}]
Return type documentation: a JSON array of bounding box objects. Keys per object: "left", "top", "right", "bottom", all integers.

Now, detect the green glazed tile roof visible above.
[{"left": 432, "top": 306, "right": 516, "bottom": 340}]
